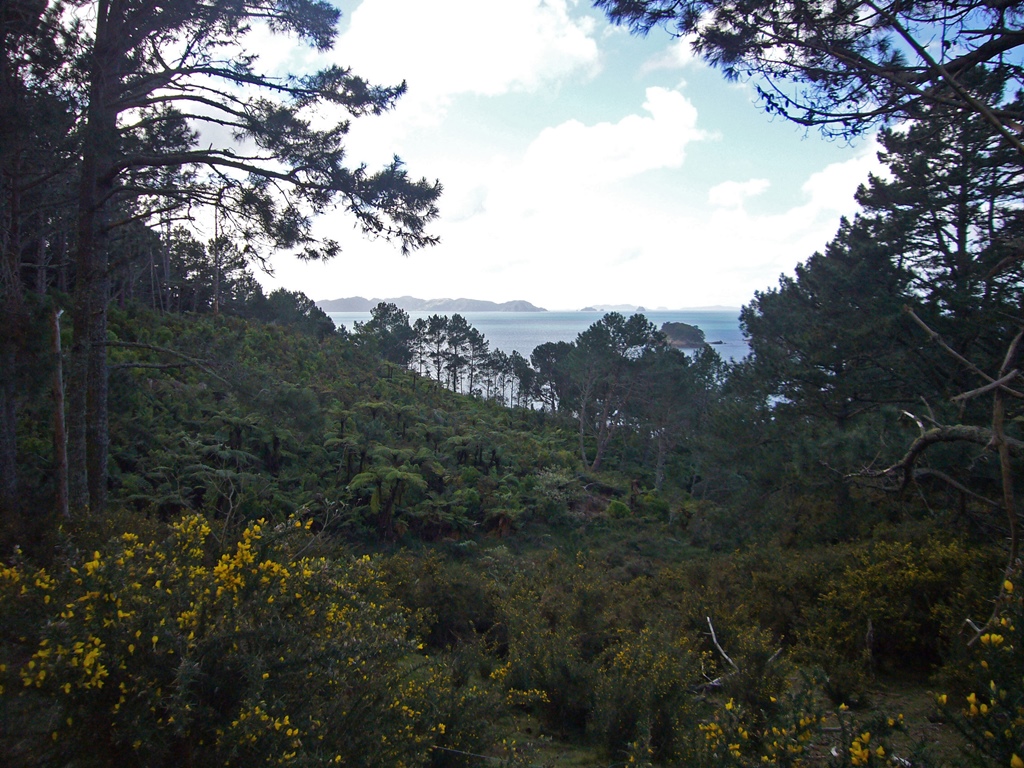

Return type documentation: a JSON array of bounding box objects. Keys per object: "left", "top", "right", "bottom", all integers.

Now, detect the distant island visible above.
[
  {"left": 317, "top": 296, "right": 547, "bottom": 312},
  {"left": 579, "top": 303, "right": 647, "bottom": 312},
  {"left": 661, "top": 321, "right": 707, "bottom": 348},
  {"left": 577, "top": 304, "right": 741, "bottom": 313}
]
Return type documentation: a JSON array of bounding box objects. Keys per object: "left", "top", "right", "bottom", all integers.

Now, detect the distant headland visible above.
[{"left": 317, "top": 296, "right": 547, "bottom": 313}]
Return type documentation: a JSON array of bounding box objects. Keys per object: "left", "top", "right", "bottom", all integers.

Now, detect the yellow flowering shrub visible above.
[
  {"left": 937, "top": 572, "right": 1024, "bottom": 768},
  {"left": 691, "top": 690, "right": 822, "bottom": 767},
  {"left": 0, "top": 515, "right": 460, "bottom": 768},
  {"left": 494, "top": 551, "right": 601, "bottom": 736},
  {"left": 592, "top": 625, "right": 704, "bottom": 762},
  {"left": 688, "top": 681, "right": 908, "bottom": 768},
  {"left": 842, "top": 717, "right": 905, "bottom": 767},
  {"left": 805, "top": 537, "right": 995, "bottom": 697}
]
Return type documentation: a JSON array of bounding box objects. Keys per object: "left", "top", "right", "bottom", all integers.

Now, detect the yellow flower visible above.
[
  {"left": 1005, "top": 580, "right": 1014, "bottom": 594},
  {"left": 1011, "top": 754, "right": 1024, "bottom": 768},
  {"left": 849, "top": 740, "right": 870, "bottom": 766}
]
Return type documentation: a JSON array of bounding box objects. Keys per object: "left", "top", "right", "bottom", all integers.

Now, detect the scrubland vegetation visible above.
[{"left": 0, "top": 292, "right": 1020, "bottom": 767}]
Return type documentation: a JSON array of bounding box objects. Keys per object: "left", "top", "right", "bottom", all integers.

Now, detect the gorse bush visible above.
[
  {"left": 804, "top": 537, "right": 997, "bottom": 688},
  {"left": 592, "top": 625, "right": 703, "bottom": 762},
  {"left": 690, "top": 688, "right": 822, "bottom": 767},
  {"left": 495, "top": 551, "right": 598, "bottom": 736},
  {"left": 0, "top": 515, "right": 466, "bottom": 768},
  {"left": 937, "top": 571, "right": 1024, "bottom": 768}
]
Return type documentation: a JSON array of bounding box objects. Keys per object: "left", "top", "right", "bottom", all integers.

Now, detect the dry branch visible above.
[
  {"left": 105, "top": 341, "right": 229, "bottom": 385},
  {"left": 859, "top": 424, "right": 1024, "bottom": 488},
  {"left": 707, "top": 616, "right": 739, "bottom": 674}
]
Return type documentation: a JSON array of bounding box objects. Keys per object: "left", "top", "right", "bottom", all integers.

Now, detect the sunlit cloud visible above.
[
  {"left": 521, "top": 87, "right": 705, "bottom": 187},
  {"left": 708, "top": 179, "right": 771, "bottom": 208},
  {"left": 330, "top": 0, "right": 603, "bottom": 167},
  {"left": 337, "top": 0, "right": 600, "bottom": 114},
  {"left": 642, "top": 34, "right": 701, "bottom": 71}
]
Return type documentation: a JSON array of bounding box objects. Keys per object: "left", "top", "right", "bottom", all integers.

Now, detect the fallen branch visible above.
[{"left": 707, "top": 616, "right": 739, "bottom": 673}]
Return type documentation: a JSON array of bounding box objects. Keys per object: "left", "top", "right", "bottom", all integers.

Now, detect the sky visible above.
[{"left": 251, "top": 0, "right": 884, "bottom": 312}]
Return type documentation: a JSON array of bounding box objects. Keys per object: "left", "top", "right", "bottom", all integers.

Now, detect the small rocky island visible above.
[{"left": 660, "top": 321, "right": 706, "bottom": 348}]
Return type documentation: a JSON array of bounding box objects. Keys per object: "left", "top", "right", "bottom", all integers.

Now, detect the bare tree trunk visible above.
[
  {"left": 69, "top": 0, "right": 117, "bottom": 516},
  {"left": 52, "top": 307, "right": 68, "bottom": 521},
  {"left": 993, "top": 387, "right": 1018, "bottom": 565},
  {"left": 69, "top": 216, "right": 112, "bottom": 516},
  {"left": 162, "top": 238, "right": 171, "bottom": 312},
  {"left": 654, "top": 432, "right": 667, "bottom": 492},
  {"left": 149, "top": 246, "right": 157, "bottom": 311},
  {"left": 66, "top": 306, "right": 89, "bottom": 514},
  {"left": 55, "top": 226, "right": 67, "bottom": 293},
  {"left": 589, "top": 398, "right": 615, "bottom": 472},
  {"left": 0, "top": 335, "right": 18, "bottom": 537},
  {"left": 34, "top": 213, "right": 48, "bottom": 294},
  {"left": 85, "top": 270, "right": 109, "bottom": 513},
  {"left": 212, "top": 203, "right": 221, "bottom": 315}
]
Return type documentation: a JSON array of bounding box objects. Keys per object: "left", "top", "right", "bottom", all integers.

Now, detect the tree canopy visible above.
[
  {"left": 594, "top": 0, "right": 1024, "bottom": 149},
  {"left": 0, "top": 0, "right": 443, "bottom": 524}
]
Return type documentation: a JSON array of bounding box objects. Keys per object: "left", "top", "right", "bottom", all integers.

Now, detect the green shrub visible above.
[
  {"left": 380, "top": 553, "right": 497, "bottom": 650},
  {"left": 636, "top": 493, "right": 670, "bottom": 520},
  {"left": 606, "top": 500, "right": 632, "bottom": 519}
]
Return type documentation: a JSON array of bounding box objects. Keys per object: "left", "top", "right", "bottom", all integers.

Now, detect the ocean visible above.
[{"left": 327, "top": 309, "right": 750, "bottom": 362}]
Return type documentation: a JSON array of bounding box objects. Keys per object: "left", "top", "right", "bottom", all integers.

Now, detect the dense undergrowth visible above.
[{"left": 2, "top": 306, "right": 1020, "bottom": 767}]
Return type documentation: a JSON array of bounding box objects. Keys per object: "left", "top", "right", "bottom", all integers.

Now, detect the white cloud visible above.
[
  {"left": 642, "top": 34, "right": 700, "bottom": 71},
  {"left": 689, "top": 142, "right": 884, "bottom": 293},
  {"left": 331, "top": 0, "right": 604, "bottom": 168},
  {"left": 338, "top": 0, "right": 600, "bottom": 108},
  {"left": 800, "top": 144, "right": 881, "bottom": 210},
  {"left": 521, "top": 86, "right": 705, "bottom": 188},
  {"left": 708, "top": 178, "right": 770, "bottom": 208}
]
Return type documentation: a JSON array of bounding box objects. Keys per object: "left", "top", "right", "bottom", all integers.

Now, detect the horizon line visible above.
[{"left": 317, "top": 295, "right": 742, "bottom": 313}]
